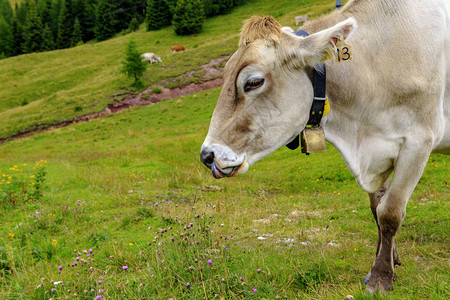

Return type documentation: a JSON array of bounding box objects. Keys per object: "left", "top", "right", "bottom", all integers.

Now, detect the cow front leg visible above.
[
  {"left": 364, "top": 179, "right": 401, "bottom": 285},
  {"left": 366, "top": 138, "right": 432, "bottom": 293}
]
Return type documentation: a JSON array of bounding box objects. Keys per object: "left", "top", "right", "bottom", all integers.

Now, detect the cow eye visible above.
[{"left": 244, "top": 78, "right": 264, "bottom": 92}]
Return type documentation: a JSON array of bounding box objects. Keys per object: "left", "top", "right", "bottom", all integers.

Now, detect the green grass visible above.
[
  {"left": 0, "top": 0, "right": 338, "bottom": 139},
  {"left": 0, "top": 87, "right": 448, "bottom": 299}
]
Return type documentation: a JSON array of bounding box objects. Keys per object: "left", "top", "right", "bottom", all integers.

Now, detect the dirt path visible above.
[{"left": 0, "top": 55, "right": 230, "bottom": 145}]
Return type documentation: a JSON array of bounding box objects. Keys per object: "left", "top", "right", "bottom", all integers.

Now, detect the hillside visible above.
[{"left": 0, "top": 0, "right": 336, "bottom": 139}]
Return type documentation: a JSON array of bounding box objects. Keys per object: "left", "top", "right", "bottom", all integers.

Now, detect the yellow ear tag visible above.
[
  {"left": 323, "top": 99, "right": 330, "bottom": 116},
  {"left": 322, "top": 37, "right": 352, "bottom": 63},
  {"left": 334, "top": 37, "right": 352, "bottom": 63}
]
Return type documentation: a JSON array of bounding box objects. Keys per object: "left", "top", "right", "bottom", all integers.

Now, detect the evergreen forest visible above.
[{"left": 0, "top": 0, "right": 245, "bottom": 58}]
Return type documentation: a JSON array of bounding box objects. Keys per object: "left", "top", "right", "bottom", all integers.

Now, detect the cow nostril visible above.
[{"left": 200, "top": 150, "right": 215, "bottom": 168}]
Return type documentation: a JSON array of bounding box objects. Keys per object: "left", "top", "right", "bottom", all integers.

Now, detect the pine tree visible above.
[
  {"left": 121, "top": 39, "right": 147, "bottom": 86},
  {"left": 75, "top": 0, "right": 96, "bottom": 42},
  {"left": 215, "top": 0, "right": 233, "bottom": 15},
  {"left": 172, "top": 0, "right": 205, "bottom": 36},
  {"left": 112, "top": 0, "right": 136, "bottom": 32},
  {"left": 21, "top": 5, "right": 43, "bottom": 53},
  {"left": 0, "top": 15, "right": 12, "bottom": 57},
  {"left": 71, "top": 17, "right": 83, "bottom": 46},
  {"left": 94, "top": 0, "right": 115, "bottom": 41},
  {"left": 165, "top": 0, "right": 177, "bottom": 16},
  {"left": 56, "top": 3, "right": 74, "bottom": 49},
  {"left": 11, "top": 15, "right": 22, "bottom": 56},
  {"left": 0, "top": 0, "right": 13, "bottom": 24},
  {"left": 203, "top": 0, "right": 233, "bottom": 17},
  {"left": 50, "top": 0, "right": 63, "bottom": 40},
  {"left": 145, "top": 0, "right": 171, "bottom": 31},
  {"left": 128, "top": 16, "right": 140, "bottom": 32},
  {"left": 37, "top": 0, "right": 52, "bottom": 27},
  {"left": 41, "top": 25, "right": 55, "bottom": 51}
]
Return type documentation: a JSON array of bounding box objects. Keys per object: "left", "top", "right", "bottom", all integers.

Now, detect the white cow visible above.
[
  {"left": 200, "top": 0, "right": 449, "bottom": 294},
  {"left": 140, "top": 53, "right": 162, "bottom": 64}
]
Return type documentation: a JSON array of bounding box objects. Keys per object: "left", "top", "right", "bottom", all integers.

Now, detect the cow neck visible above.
[{"left": 286, "top": 29, "right": 327, "bottom": 150}]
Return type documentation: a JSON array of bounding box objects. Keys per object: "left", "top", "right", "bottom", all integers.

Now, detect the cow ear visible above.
[{"left": 283, "top": 18, "right": 357, "bottom": 67}]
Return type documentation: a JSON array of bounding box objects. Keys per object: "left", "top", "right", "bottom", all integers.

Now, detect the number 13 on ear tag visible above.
[{"left": 335, "top": 37, "right": 352, "bottom": 63}]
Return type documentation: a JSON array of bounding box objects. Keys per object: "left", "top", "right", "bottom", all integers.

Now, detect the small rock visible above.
[
  {"left": 344, "top": 295, "right": 354, "bottom": 300},
  {"left": 197, "top": 185, "right": 221, "bottom": 191}
]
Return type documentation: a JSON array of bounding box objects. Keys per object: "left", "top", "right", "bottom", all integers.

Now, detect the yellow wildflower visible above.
[{"left": 8, "top": 233, "right": 15, "bottom": 238}]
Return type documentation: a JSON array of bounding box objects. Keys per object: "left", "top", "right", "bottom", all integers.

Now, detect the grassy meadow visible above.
[
  {"left": 1, "top": 0, "right": 449, "bottom": 299},
  {"left": 0, "top": 0, "right": 336, "bottom": 139},
  {"left": 0, "top": 87, "right": 448, "bottom": 299}
]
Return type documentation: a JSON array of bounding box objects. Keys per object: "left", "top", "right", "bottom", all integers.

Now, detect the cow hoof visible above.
[
  {"left": 366, "top": 272, "right": 394, "bottom": 294},
  {"left": 364, "top": 271, "right": 397, "bottom": 285}
]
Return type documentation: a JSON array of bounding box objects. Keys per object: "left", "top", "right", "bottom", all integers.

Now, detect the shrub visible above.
[{"left": 152, "top": 87, "right": 162, "bottom": 93}]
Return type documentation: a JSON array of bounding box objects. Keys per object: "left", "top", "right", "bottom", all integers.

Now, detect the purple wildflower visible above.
[
  {"left": 225, "top": 247, "right": 229, "bottom": 251},
  {"left": 253, "top": 289, "right": 257, "bottom": 293},
  {"left": 257, "top": 268, "right": 261, "bottom": 273},
  {"left": 95, "top": 296, "right": 102, "bottom": 299},
  {"left": 89, "top": 248, "right": 93, "bottom": 253},
  {"left": 186, "top": 282, "right": 190, "bottom": 287},
  {"left": 123, "top": 265, "right": 128, "bottom": 270},
  {"left": 58, "top": 266, "right": 63, "bottom": 271},
  {"left": 75, "top": 257, "right": 80, "bottom": 261},
  {"left": 207, "top": 259, "right": 212, "bottom": 265},
  {"left": 239, "top": 277, "right": 243, "bottom": 281}
]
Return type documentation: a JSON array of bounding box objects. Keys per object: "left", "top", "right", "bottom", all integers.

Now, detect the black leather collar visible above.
[{"left": 286, "top": 29, "right": 327, "bottom": 150}]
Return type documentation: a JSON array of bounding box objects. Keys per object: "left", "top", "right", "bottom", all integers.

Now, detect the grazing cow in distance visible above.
[
  {"left": 200, "top": 0, "right": 449, "bottom": 294},
  {"left": 171, "top": 45, "right": 185, "bottom": 54},
  {"left": 140, "top": 53, "right": 162, "bottom": 64}
]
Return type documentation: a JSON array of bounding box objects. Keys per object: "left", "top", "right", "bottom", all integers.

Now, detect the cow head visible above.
[{"left": 201, "top": 16, "right": 356, "bottom": 178}]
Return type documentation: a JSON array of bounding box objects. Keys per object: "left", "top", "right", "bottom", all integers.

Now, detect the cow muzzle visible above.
[{"left": 200, "top": 144, "right": 246, "bottom": 179}]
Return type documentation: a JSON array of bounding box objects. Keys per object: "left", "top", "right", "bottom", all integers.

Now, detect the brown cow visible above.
[{"left": 171, "top": 45, "right": 185, "bottom": 54}]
